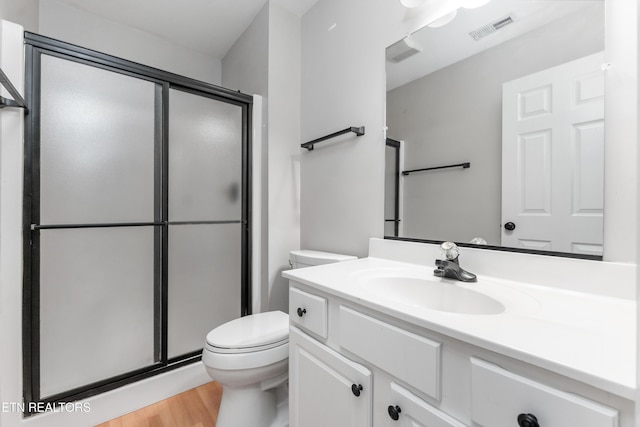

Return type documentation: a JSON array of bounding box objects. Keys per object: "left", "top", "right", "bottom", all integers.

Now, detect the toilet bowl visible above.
[
  {"left": 202, "top": 250, "right": 357, "bottom": 427},
  {"left": 202, "top": 311, "right": 289, "bottom": 427}
]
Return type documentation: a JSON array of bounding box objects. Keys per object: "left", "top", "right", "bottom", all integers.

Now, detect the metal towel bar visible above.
[
  {"left": 402, "top": 162, "right": 470, "bottom": 176},
  {"left": 0, "top": 67, "right": 27, "bottom": 112},
  {"left": 301, "top": 126, "right": 365, "bottom": 151}
]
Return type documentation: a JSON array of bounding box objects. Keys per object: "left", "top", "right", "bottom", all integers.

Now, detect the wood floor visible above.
[{"left": 96, "top": 381, "right": 222, "bottom": 427}]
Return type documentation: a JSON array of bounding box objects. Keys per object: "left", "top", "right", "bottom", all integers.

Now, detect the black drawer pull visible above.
[
  {"left": 351, "top": 384, "right": 363, "bottom": 397},
  {"left": 517, "top": 413, "right": 539, "bottom": 427},
  {"left": 388, "top": 405, "right": 401, "bottom": 421}
]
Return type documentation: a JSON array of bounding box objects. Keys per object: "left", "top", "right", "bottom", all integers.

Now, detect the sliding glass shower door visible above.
[
  {"left": 167, "top": 89, "right": 244, "bottom": 358},
  {"left": 23, "top": 33, "right": 251, "bottom": 408},
  {"left": 37, "top": 54, "right": 158, "bottom": 397}
]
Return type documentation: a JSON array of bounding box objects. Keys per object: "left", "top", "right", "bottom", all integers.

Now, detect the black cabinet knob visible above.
[
  {"left": 504, "top": 222, "right": 516, "bottom": 231},
  {"left": 387, "top": 405, "right": 401, "bottom": 421},
  {"left": 351, "top": 384, "right": 363, "bottom": 397},
  {"left": 296, "top": 307, "right": 306, "bottom": 317},
  {"left": 517, "top": 413, "right": 539, "bottom": 427}
]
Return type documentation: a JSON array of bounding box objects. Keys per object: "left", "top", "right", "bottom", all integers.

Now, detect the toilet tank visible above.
[{"left": 289, "top": 250, "right": 356, "bottom": 269}]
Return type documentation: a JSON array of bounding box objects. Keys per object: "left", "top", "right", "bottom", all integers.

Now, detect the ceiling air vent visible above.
[
  {"left": 469, "top": 15, "right": 514, "bottom": 41},
  {"left": 386, "top": 36, "right": 422, "bottom": 63}
]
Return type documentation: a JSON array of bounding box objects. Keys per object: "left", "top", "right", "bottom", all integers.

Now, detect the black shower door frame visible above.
[
  {"left": 22, "top": 32, "right": 252, "bottom": 411},
  {"left": 385, "top": 138, "right": 401, "bottom": 237}
]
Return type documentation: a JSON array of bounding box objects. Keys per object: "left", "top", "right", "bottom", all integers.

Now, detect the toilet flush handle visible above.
[{"left": 296, "top": 307, "right": 307, "bottom": 317}]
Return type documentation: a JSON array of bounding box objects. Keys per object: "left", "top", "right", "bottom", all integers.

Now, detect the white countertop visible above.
[{"left": 283, "top": 256, "right": 636, "bottom": 400}]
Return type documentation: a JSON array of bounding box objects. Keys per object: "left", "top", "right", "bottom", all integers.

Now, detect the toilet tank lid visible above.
[
  {"left": 289, "top": 250, "right": 357, "bottom": 265},
  {"left": 205, "top": 311, "right": 289, "bottom": 350}
]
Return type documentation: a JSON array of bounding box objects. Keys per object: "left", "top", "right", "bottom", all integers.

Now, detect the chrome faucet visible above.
[{"left": 434, "top": 242, "right": 477, "bottom": 282}]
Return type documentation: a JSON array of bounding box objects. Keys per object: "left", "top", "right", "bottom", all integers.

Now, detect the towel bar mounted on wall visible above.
[
  {"left": 301, "top": 126, "right": 365, "bottom": 151},
  {"left": 402, "top": 162, "right": 470, "bottom": 176},
  {"left": 0, "top": 67, "right": 28, "bottom": 112}
]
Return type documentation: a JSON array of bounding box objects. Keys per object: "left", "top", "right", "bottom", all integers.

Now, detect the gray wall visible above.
[
  {"left": 265, "top": 4, "right": 301, "bottom": 312},
  {"left": 0, "top": 0, "right": 222, "bottom": 84},
  {"left": 300, "top": 0, "right": 390, "bottom": 258},
  {"left": 222, "top": 4, "right": 270, "bottom": 312},
  {"left": 0, "top": 0, "right": 38, "bottom": 32},
  {"left": 223, "top": 2, "right": 301, "bottom": 313},
  {"left": 386, "top": 11, "right": 604, "bottom": 245},
  {"left": 38, "top": 0, "right": 222, "bottom": 84}
]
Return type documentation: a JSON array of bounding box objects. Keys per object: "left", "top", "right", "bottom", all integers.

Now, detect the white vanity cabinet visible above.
[
  {"left": 288, "top": 282, "right": 633, "bottom": 427},
  {"left": 289, "top": 286, "right": 372, "bottom": 426},
  {"left": 289, "top": 284, "right": 468, "bottom": 427},
  {"left": 289, "top": 326, "right": 372, "bottom": 426}
]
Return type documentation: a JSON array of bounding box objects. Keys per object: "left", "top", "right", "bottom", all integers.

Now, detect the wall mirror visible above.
[{"left": 385, "top": 0, "right": 605, "bottom": 259}]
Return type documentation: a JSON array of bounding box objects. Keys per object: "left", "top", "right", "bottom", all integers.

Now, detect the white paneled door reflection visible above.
[{"left": 501, "top": 52, "right": 604, "bottom": 256}]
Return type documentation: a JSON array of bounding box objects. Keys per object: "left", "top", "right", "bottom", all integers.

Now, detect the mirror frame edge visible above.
[{"left": 383, "top": 236, "right": 604, "bottom": 261}]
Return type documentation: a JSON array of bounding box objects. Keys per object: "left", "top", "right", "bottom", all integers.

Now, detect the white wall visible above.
[
  {"left": 223, "top": 2, "right": 301, "bottom": 313},
  {"left": 222, "top": 5, "right": 270, "bottom": 95},
  {"left": 0, "top": 19, "right": 26, "bottom": 427},
  {"left": 387, "top": 11, "right": 603, "bottom": 245},
  {"left": 301, "top": 0, "right": 638, "bottom": 262},
  {"left": 38, "top": 0, "right": 221, "bottom": 85},
  {"left": 604, "top": 0, "right": 638, "bottom": 263},
  {"left": 222, "top": 4, "right": 271, "bottom": 312},
  {"left": 0, "top": 0, "right": 38, "bottom": 32},
  {"left": 636, "top": 1, "right": 640, "bottom": 422},
  {"left": 265, "top": 4, "right": 301, "bottom": 313},
  {"left": 300, "top": 0, "right": 389, "bottom": 257}
]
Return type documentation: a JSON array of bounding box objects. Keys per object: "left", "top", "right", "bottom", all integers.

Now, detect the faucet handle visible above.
[{"left": 440, "top": 241, "right": 459, "bottom": 260}]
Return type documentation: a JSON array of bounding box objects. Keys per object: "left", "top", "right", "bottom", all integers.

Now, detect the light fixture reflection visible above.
[
  {"left": 427, "top": 10, "right": 458, "bottom": 28},
  {"left": 459, "top": 0, "right": 492, "bottom": 9},
  {"left": 399, "top": 0, "right": 427, "bottom": 8}
]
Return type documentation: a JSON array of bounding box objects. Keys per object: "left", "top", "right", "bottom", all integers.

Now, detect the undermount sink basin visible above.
[{"left": 359, "top": 275, "right": 506, "bottom": 315}]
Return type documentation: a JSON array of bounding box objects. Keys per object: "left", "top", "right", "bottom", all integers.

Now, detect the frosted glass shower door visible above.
[
  {"left": 25, "top": 34, "right": 252, "bottom": 406},
  {"left": 36, "top": 55, "right": 157, "bottom": 397},
  {"left": 167, "top": 89, "right": 244, "bottom": 358}
]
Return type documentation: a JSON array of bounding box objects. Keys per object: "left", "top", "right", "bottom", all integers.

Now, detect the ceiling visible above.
[
  {"left": 386, "top": 0, "right": 604, "bottom": 90},
  {"left": 55, "top": 0, "right": 320, "bottom": 59}
]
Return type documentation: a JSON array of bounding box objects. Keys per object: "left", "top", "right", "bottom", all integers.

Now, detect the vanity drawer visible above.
[
  {"left": 289, "top": 287, "right": 328, "bottom": 338},
  {"left": 339, "top": 306, "right": 441, "bottom": 400},
  {"left": 470, "top": 357, "right": 618, "bottom": 427},
  {"left": 386, "top": 382, "right": 466, "bottom": 427}
]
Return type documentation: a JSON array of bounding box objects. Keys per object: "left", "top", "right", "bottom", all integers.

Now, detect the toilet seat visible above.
[
  {"left": 203, "top": 341, "right": 288, "bottom": 370},
  {"left": 203, "top": 311, "right": 289, "bottom": 370},
  {"left": 205, "top": 311, "right": 289, "bottom": 353}
]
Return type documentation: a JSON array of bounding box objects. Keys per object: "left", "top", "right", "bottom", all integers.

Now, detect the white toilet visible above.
[{"left": 202, "top": 250, "right": 357, "bottom": 427}]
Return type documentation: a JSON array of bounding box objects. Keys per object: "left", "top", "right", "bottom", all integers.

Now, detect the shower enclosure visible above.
[{"left": 22, "top": 33, "right": 251, "bottom": 410}]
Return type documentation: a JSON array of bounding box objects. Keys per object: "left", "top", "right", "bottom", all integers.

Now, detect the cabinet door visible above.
[
  {"left": 290, "top": 326, "right": 372, "bottom": 427},
  {"left": 383, "top": 382, "right": 467, "bottom": 427}
]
